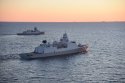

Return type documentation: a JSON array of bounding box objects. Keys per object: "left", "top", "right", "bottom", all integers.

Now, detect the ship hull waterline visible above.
[
  {"left": 17, "top": 32, "right": 44, "bottom": 35},
  {"left": 19, "top": 48, "right": 87, "bottom": 59}
]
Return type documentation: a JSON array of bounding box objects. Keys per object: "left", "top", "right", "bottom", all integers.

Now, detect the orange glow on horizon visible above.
[{"left": 0, "top": 0, "right": 125, "bottom": 22}]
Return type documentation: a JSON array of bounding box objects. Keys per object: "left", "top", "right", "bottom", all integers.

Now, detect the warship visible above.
[
  {"left": 19, "top": 33, "right": 88, "bottom": 59},
  {"left": 17, "top": 27, "right": 44, "bottom": 35}
]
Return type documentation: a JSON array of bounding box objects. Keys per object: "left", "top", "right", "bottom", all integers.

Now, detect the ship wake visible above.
[{"left": 0, "top": 54, "right": 20, "bottom": 60}]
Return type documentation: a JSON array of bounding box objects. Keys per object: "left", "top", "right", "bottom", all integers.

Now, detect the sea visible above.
[{"left": 0, "top": 22, "right": 125, "bottom": 83}]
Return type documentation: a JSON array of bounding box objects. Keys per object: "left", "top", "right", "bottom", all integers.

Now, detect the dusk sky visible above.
[{"left": 0, "top": 0, "right": 125, "bottom": 22}]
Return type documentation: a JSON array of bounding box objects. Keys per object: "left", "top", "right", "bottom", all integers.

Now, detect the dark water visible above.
[{"left": 0, "top": 22, "right": 125, "bottom": 83}]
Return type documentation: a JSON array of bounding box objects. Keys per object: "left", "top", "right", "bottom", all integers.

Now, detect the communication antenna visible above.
[{"left": 65, "top": 30, "right": 67, "bottom": 34}]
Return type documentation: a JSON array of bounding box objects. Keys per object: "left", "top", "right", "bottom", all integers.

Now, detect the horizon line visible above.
[{"left": 0, "top": 21, "right": 125, "bottom": 23}]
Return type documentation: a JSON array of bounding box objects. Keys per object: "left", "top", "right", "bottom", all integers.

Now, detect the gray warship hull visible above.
[
  {"left": 19, "top": 48, "right": 87, "bottom": 59},
  {"left": 17, "top": 32, "right": 44, "bottom": 35}
]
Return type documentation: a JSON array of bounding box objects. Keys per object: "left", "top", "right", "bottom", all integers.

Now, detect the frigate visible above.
[{"left": 19, "top": 33, "right": 88, "bottom": 59}]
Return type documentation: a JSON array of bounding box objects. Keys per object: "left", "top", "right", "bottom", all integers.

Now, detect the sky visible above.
[{"left": 0, "top": 0, "right": 125, "bottom": 22}]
